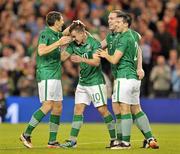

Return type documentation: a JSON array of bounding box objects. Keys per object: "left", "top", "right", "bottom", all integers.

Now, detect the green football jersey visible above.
[
  {"left": 115, "top": 29, "right": 141, "bottom": 79},
  {"left": 36, "top": 27, "right": 63, "bottom": 82},
  {"left": 106, "top": 32, "right": 120, "bottom": 78},
  {"left": 66, "top": 35, "right": 105, "bottom": 86}
]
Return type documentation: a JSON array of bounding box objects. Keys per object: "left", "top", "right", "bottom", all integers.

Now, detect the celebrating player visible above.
[
  {"left": 60, "top": 22, "right": 117, "bottom": 148},
  {"left": 20, "top": 11, "right": 72, "bottom": 148},
  {"left": 99, "top": 10, "right": 159, "bottom": 149}
]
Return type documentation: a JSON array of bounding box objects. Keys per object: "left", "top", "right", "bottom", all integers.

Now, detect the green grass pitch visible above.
[{"left": 0, "top": 123, "right": 180, "bottom": 154}]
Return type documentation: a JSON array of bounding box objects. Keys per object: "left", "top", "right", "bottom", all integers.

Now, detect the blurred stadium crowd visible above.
[{"left": 0, "top": 0, "right": 180, "bottom": 99}]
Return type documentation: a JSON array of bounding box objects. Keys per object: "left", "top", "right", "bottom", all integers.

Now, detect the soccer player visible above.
[
  {"left": 60, "top": 22, "right": 117, "bottom": 148},
  {"left": 99, "top": 10, "right": 159, "bottom": 149},
  {"left": 20, "top": 11, "right": 72, "bottom": 148}
]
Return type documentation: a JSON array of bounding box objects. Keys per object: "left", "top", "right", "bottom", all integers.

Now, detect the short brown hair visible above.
[
  {"left": 69, "top": 22, "right": 85, "bottom": 33},
  {"left": 46, "top": 11, "right": 62, "bottom": 26},
  {"left": 111, "top": 10, "right": 132, "bottom": 27}
]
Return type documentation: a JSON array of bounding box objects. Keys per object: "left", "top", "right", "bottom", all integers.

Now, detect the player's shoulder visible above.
[
  {"left": 38, "top": 28, "right": 51, "bottom": 39},
  {"left": 87, "top": 35, "right": 100, "bottom": 45},
  {"left": 130, "top": 29, "right": 142, "bottom": 39}
]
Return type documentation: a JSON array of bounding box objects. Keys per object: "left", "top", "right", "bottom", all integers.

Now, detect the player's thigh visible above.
[
  {"left": 87, "top": 84, "right": 107, "bottom": 108},
  {"left": 75, "top": 84, "right": 91, "bottom": 106}
]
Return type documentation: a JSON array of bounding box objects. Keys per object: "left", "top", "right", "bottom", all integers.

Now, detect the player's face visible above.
[
  {"left": 116, "top": 17, "right": 125, "bottom": 32},
  {"left": 71, "top": 30, "right": 85, "bottom": 45},
  {"left": 55, "top": 16, "right": 64, "bottom": 31},
  {"left": 108, "top": 13, "right": 118, "bottom": 31}
]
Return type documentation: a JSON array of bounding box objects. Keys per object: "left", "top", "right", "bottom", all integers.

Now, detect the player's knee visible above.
[
  {"left": 74, "top": 105, "right": 84, "bottom": 115},
  {"left": 120, "top": 103, "right": 131, "bottom": 114},
  {"left": 52, "top": 103, "right": 62, "bottom": 114},
  {"left": 41, "top": 101, "right": 53, "bottom": 113},
  {"left": 112, "top": 103, "right": 121, "bottom": 114},
  {"left": 97, "top": 106, "right": 109, "bottom": 116},
  {"left": 131, "top": 104, "right": 141, "bottom": 114}
]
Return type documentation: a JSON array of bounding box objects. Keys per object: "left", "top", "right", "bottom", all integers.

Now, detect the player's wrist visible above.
[{"left": 81, "top": 57, "right": 85, "bottom": 63}]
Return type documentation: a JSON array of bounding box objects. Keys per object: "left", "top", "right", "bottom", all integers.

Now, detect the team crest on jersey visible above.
[
  {"left": 41, "top": 35, "right": 46, "bottom": 40},
  {"left": 75, "top": 47, "right": 79, "bottom": 50},
  {"left": 86, "top": 45, "right": 92, "bottom": 52}
]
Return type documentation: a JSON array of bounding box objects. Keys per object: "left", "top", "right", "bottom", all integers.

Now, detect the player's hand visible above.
[
  {"left": 93, "top": 53, "right": 100, "bottom": 59},
  {"left": 72, "top": 20, "right": 85, "bottom": 27},
  {"left": 98, "top": 49, "right": 108, "bottom": 58},
  {"left": 58, "top": 36, "right": 72, "bottom": 46},
  {"left": 137, "top": 68, "right": 145, "bottom": 80},
  {"left": 70, "top": 54, "right": 83, "bottom": 63}
]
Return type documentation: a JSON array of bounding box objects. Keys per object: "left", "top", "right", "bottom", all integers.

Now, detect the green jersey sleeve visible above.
[{"left": 38, "top": 31, "right": 50, "bottom": 45}]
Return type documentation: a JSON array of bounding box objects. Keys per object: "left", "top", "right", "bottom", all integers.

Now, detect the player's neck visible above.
[
  {"left": 122, "top": 27, "right": 129, "bottom": 33},
  {"left": 82, "top": 33, "right": 87, "bottom": 44},
  {"left": 49, "top": 26, "right": 59, "bottom": 32}
]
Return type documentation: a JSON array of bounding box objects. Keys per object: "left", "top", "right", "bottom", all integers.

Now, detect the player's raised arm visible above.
[{"left": 38, "top": 36, "right": 72, "bottom": 56}]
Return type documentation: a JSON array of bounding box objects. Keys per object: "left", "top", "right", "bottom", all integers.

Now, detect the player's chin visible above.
[{"left": 109, "top": 26, "right": 114, "bottom": 30}]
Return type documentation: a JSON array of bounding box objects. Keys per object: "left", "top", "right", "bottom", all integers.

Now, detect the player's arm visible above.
[
  {"left": 62, "top": 20, "right": 86, "bottom": 36},
  {"left": 70, "top": 54, "right": 100, "bottom": 66},
  {"left": 101, "top": 39, "right": 107, "bottom": 49},
  {"left": 136, "top": 47, "right": 145, "bottom": 80},
  {"left": 136, "top": 33, "right": 145, "bottom": 80},
  {"left": 98, "top": 49, "right": 123, "bottom": 64},
  {"left": 61, "top": 50, "right": 71, "bottom": 61},
  {"left": 38, "top": 36, "right": 72, "bottom": 56}
]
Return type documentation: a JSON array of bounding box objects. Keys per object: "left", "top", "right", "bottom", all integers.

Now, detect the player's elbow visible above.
[
  {"left": 38, "top": 48, "right": 45, "bottom": 56},
  {"left": 38, "top": 50, "right": 43, "bottom": 56}
]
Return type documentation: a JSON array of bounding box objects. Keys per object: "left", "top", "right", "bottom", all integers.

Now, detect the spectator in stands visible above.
[
  {"left": 143, "top": 30, "right": 161, "bottom": 63},
  {"left": 171, "top": 58, "right": 180, "bottom": 98},
  {"left": 17, "top": 58, "right": 37, "bottom": 96},
  {"left": 163, "top": 2, "right": 178, "bottom": 39},
  {"left": 150, "top": 55, "right": 171, "bottom": 97},
  {"left": 155, "top": 21, "right": 174, "bottom": 59},
  {"left": 0, "top": 69, "right": 14, "bottom": 97},
  {"left": 168, "top": 49, "right": 178, "bottom": 72}
]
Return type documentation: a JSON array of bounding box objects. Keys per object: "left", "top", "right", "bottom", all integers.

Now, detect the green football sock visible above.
[
  {"left": 115, "top": 114, "right": 122, "bottom": 140},
  {"left": 24, "top": 109, "right": 45, "bottom": 136},
  {"left": 134, "top": 111, "right": 153, "bottom": 139},
  {"left": 121, "top": 113, "right": 133, "bottom": 142},
  {"left": 104, "top": 114, "right": 116, "bottom": 140},
  {"left": 70, "top": 115, "right": 83, "bottom": 141},
  {"left": 49, "top": 114, "right": 60, "bottom": 143}
]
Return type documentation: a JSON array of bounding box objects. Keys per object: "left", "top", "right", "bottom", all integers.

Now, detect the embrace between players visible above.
[{"left": 20, "top": 10, "right": 159, "bottom": 150}]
